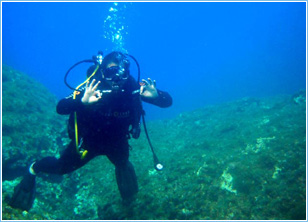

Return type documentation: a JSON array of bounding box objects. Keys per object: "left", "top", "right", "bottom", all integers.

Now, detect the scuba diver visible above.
[{"left": 10, "top": 51, "right": 172, "bottom": 211}]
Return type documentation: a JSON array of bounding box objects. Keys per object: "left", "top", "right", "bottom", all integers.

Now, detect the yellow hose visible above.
[{"left": 73, "top": 64, "right": 100, "bottom": 159}]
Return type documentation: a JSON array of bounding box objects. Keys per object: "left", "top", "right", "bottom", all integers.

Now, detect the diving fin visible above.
[{"left": 10, "top": 173, "right": 36, "bottom": 211}]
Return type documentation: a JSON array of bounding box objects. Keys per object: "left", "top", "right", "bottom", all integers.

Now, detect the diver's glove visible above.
[{"left": 130, "top": 123, "right": 141, "bottom": 139}]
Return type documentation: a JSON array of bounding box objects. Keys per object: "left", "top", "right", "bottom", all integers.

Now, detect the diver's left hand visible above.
[{"left": 140, "top": 78, "right": 158, "bottom": 99}]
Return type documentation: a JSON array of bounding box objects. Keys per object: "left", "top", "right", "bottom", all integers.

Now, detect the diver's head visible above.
[{"left": 100, "top": 51, "right": 130, "bottom": 91}]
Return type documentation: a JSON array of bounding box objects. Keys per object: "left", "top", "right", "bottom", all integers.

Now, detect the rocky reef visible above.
[
  {"left": 2, "top": 65, "right": 68, "bottom": 179},
  {"left": 2, "top": 65, "right": 306, "bottom": 220}
]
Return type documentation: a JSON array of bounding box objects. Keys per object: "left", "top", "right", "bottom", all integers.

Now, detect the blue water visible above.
[{"left": 2, "top": 2, "right": 306, "bottom": 120}]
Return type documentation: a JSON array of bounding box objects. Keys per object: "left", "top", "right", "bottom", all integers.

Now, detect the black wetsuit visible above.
[{"left": 33, "top": 76, "right": 172, "bottom": 200}]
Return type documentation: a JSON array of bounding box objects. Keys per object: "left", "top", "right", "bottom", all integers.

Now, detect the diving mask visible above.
[{"left": 103, "top": 66, "right": 129, "bottom": 81}]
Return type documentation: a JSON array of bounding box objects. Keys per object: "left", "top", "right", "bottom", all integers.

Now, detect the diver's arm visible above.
[
  {"left": 142, "top": 89, "right": 173, "bottom": 108},
  {"left": 140, "top": 78, "right": 172, "bottom": 108},
  {"left": 56, "top": 92, "right": 84, "bottom": 115}
]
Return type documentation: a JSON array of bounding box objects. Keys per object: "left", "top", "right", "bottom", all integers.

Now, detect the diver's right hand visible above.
[{"left": 81, "top": 79, "right": 102, "bottom": 105}]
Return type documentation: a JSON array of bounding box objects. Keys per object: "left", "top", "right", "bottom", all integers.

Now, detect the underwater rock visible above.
[
  {"left": 292, "top": 90, "right": 306, "bottom": 105},
  {"left": 2, "top": 65, "right": 67, "bottom": 180},
  {"left": 2, "top": 66, "right": 306, "bottom": 220}
]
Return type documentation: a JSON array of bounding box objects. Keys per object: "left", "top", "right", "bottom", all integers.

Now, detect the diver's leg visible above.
[
  {"left": 115, "top": 161, "right": 138, "bottom": 203},
  {"left": 33, "top": 141, "right": 95, "bottom": 175},
  {"left": 106, "top": 138, "right": 138, "bottom": 203},
  {"left": 10, "top": 141, "right": 96, "bottom": 211}
]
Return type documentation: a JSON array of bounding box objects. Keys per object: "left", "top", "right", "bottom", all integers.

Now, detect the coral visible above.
[{"left": 220, "top": 168, "right": 237, "bottom": 194}]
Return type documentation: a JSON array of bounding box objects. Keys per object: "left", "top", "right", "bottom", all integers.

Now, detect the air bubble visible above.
[{"left": 103, "top": 2, "right": 130, "bottom": 53}]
